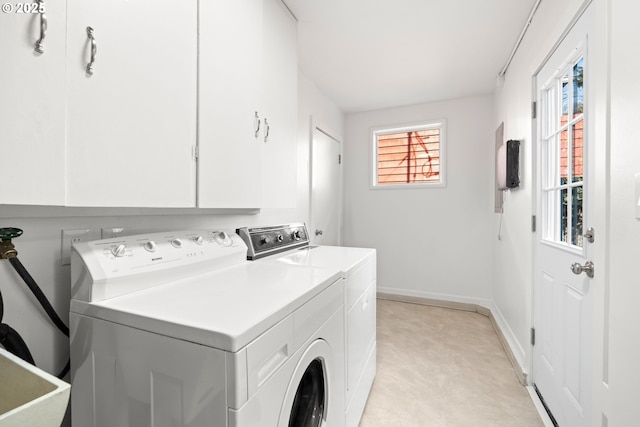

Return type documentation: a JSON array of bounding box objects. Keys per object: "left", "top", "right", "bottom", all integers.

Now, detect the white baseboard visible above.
[
  {"left": 486, "top": 301, "right": 528, "bottom": 384},
  {"left": 377, "top": 288, "right": 529, "bottom": 386},
  {"left": 376, "top": 286, "right": 492, "bottom": 310}
]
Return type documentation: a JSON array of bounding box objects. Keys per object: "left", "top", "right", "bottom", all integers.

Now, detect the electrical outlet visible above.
[
  {"left": 101, "top": 227, "right": 124, "bottom": 239},
  {"left": 61, "top": 229, "right": 90, "bottom": 266}
]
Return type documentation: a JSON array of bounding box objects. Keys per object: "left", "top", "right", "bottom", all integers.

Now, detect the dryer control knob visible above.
[
  {"left": 171, "top": 238, "right": 183, "bottom": 248},
  {"left": 143, "top": 241, "right": 157, "bottom": 252},
  {"left": 260, "top": 236, "right": 270, "bottom": 245},
  {"left": 276, "top": 234, "right": 284, "bottom": 242},
  {"left": 292, "top": 230, "right": 301, "bottom": 241},
  {"left": 194, "top": 235, "right": 204, "bottom": 245},
  {"left": 111, "top": 244, "right": 127, "bottom": 257}
]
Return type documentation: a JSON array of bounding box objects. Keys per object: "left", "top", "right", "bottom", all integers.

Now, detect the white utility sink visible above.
[{"left": 0, "top": 348, "right": 70, "bottom": 427}]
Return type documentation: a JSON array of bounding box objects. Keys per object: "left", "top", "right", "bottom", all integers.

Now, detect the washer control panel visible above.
[
  {"left": 92, "top": 231, "right": 236, "bottom": 263},
  {"left": 71, "top": 230, "right": 246, "bottom": 302},
  {"left": 236, "top": 223, "right": 309, "bottom": 260}
]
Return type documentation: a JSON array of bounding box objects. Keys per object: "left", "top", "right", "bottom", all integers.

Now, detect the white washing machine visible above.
[
  {"left": 236, "top": 224, "right": 376, "bottom": 427},
  {"left": 69, "top": 230, "right": 346, "bottom": 427}
]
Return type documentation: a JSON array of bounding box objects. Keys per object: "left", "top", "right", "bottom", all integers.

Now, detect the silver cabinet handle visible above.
[
  {"left": 254, "top": 111, "right": 261, "bottom": 138},
  {"left": 34, "top": 0, "right": 47, "bottom": 54},
  {"left": 264, "top": 118, "right": 270, "bottom": 143},
  {"left": 570, "top": 261, "right": 594, "bottom": 278},
  {"left": 86, "top": 26, "right": 97, "bottom": 76}
]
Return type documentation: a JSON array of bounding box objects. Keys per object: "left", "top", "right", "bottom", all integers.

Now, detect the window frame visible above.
[{"left": 370, "top": 119, "right": 447, "bottom": 190}]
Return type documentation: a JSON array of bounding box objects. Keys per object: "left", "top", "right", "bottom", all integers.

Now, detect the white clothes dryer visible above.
[
  {"left": 236, "top": 224, "right": 376, "bottom": 427},
  {"left": 69, "top": 230, "right": 345, "bottom": 427}
]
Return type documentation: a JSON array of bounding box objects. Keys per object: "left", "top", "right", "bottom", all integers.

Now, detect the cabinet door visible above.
[
  {"left": 65, "top": 0, "right": 197, "bottom": 207},
  {"left": 198, "top": 0, "right": 263, "bottom": 209},
  {"left": 0, "top": 1, "right": 66, "bottom": 205},
  {"left": 261, "top": 0, "right": 297, "bottom": 208}
]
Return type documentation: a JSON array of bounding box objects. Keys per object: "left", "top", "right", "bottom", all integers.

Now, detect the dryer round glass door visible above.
[
  {"left": 288, "top": 359, "right": 325, "bottom": 427},
  {"left": 280, "top": 339, "right": 333, "bottom": 427}
]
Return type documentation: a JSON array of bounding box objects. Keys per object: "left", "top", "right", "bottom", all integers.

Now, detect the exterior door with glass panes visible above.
[{"left": 533, "top": 6, "right": 594, "bottom": 427}]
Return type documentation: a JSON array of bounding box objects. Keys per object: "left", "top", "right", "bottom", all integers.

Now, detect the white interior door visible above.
[
  {"left": 533, "top": 6, "right": 594, "bottom": 426},
  {"left": 310, "top": 127, "right": 341, "bottom": 246}
]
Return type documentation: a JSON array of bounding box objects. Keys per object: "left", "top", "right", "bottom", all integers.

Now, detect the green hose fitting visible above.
[{"left": 0, "top": 227, "right": 22, "bottom": 259}]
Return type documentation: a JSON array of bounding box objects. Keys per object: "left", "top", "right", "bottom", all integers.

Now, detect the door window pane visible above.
[
  {"left": 560, "top": 128, "right": 569, "bottom": 186},
  {"left": 562, "top": 73, "right": 570, "bottom": 116},
  {"left": 560, "top": 188, "right": 568, "bottom": 243},
  {"left": 544, "top": 134, "right": 559, "bottom": 189},
  {"left": 573, "top": 58, "right": 584, "bottom": 117},
  {"left": 572, "top": 120, "right": 584, "bottom": 183},
  {"left": 571, "top": 186, "right": 584, "bottom": 247}
]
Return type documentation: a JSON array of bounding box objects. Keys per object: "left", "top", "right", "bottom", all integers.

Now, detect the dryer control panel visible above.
[
  {"left": 236, "top": 223, "right": 309, "bottom": 260},
  {"left": 71, "top": 230, "right": 247, "bottom": 302}
]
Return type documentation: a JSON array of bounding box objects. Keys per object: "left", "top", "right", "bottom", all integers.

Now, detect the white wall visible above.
[
  {"left": 298, "top": 73, "right": 346, "bottom": 244},
  {"left": 343, "top": 95, "right": 494, "bottom": 306},
  {"left": 491, "top": 0, "right": 590, "bottom": 375},
  {"left": 0, "top": 70, "right": 343, "bottom": 383}
]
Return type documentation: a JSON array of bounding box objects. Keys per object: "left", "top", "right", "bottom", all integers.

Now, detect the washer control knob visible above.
[
  {"left": 143, "top": 241, "right": 157, "bottom": 252},
  {"left": 171, "top": 238, "right": 183, "bottom": 248},
  {"left": 276, "top": 234, "right": 284, "bottom": 242},
  {"left": 213, "top": 231, "right": 229, "bottom": 244},
  {"left": 111, "top": 244, "right": 127, "bottom": 257},
  {"left": 194, "top": 235, "right": 204, "bottom": 245},
  {"left": 292, "top": 230, "right": 301, "bottom": 241},
  {"left": 260, "top": 236, "right": 270, "bottom": 245}
]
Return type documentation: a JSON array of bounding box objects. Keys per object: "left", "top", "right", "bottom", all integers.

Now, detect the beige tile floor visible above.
[{"left": 359, "top": 299, "right": 544, "bottom": 427}]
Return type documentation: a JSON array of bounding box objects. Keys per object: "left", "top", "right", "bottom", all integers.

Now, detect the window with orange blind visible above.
[{"left": 372, "top": 121, "right": 446, "bottom": 188}]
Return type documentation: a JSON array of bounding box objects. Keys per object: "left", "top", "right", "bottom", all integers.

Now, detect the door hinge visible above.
[
  {"left": 338, "top": 154, "right": 342, "bottom": 165},
  {"left": 531, "top": 215, "right": 536, "bottom": 232},
  {"left": 192, "top": 145, "right": 199, "bottom": 160},
  {"left": 531, "top": 327, "right": 536, "bottom": 346},
  {"left": 532, "top": 101, "right": 537, "bottom": 119}
]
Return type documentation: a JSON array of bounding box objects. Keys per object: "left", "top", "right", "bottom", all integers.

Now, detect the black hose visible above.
[
  {"left": 0, "top": 320, "right": 68, "bottom": 378},
  {"left": 58, "top": 359, "right": 70, "bottom": 378},
  {"left": 4, "top": 255, "right": 71, "bottom": 379},
  {"left": 0, "top": 283, "right": 35, "bottom": 364},
  {"left": 8, "top": 256, "right": 69, "bottom": 337},
  {"left": 0, "top": 323, "right": 36, "bottom": 365}
]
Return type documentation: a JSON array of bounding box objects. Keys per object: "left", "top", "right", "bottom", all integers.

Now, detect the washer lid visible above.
[{"left": 70, "top": 262, "right": 341, "bottom": 353}]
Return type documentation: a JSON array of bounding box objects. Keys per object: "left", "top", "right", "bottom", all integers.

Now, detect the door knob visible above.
[{"left": 570, "top": 261, "right": 594, "bottom": 278}]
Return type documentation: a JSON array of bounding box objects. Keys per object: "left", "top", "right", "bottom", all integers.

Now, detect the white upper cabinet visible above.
[
  {"left": 0, "top": 1, "right": 66, "bottom": 205},
  {"left": 261, "top": 0, "right": 298, "bottom": 208},
  {"left": 198, "top": 0, "right": 298, "bottom": 209},
  {"left": 197, "top": 0, "right": 264, "bottom": 209},
  {"left": 0, "top": 0, "right": 296, "bottom": 209},
  {"left": 65, "top": 0, "right": 197, "bottom": 207}
]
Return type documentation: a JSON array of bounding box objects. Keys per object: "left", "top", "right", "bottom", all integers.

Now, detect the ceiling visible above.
[{"left": 284, "top": 0, "right": 538, "bottom": 113}]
